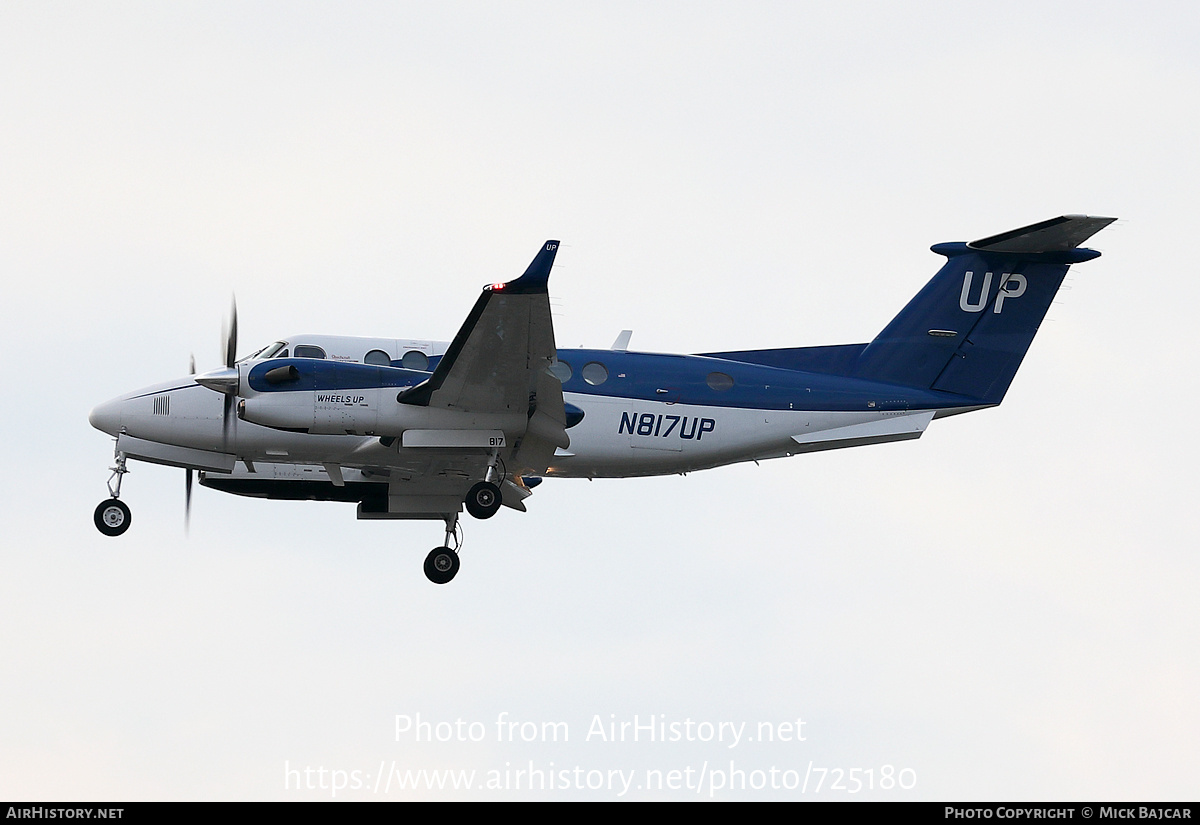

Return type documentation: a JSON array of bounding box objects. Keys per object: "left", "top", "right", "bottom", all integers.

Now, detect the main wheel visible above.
[
  {"left": 465, "top": 481, "right": 502, "bottom": 520},
  {"left": 424, "top": 546, "right": 460, "bottom": 584},
  {"left": 94, "top": 498, "right": 132, "bottom": 537}
]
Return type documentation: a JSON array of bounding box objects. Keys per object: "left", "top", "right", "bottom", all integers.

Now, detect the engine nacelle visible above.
[
  {"left": 239, "top": 388, "right": 384, "bottom": 434},
  {"left": 239, "top": 388, "right": 528, "bottom": 438},
  {"left": 238, "top": 358, "right": 537, "bottom": 439}
]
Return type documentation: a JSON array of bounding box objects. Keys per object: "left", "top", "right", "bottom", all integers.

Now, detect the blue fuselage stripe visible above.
[{"left": 248, "top": 350, "right": 983, "bottom": 412}]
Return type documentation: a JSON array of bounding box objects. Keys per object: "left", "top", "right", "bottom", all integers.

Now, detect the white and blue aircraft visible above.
[{"left": 90, "top": 215, "right": 1115, "bottom": 583}]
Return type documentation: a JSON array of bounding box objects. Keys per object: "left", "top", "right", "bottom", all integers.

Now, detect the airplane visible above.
[{"left": 89, "top": 215, "right": 1115, "bottom": 583}]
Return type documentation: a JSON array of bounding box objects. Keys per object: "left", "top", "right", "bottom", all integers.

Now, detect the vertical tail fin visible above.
[{"left": 853, "top": 215, "right": 1115, "bottom": 403}]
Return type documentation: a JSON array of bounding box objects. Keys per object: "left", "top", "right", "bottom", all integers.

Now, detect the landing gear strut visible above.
[
  {"left": 94, "top": 449, "right": 132, "bottom": 537},
  {"left": 424, "top": 513, "right": 461, "bottom": 584}
]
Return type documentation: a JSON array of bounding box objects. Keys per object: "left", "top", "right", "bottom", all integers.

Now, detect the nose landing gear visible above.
[
  {"left": 94, "top": 498, "right": 131, "bottom": 536},
  {"left": 94, "top": 450, "right": 132, "bottom": 537}
]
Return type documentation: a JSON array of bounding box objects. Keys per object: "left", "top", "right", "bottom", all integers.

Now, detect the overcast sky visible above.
[{"left": 1, "top": 1, "right": 1197, "bottom": 800}]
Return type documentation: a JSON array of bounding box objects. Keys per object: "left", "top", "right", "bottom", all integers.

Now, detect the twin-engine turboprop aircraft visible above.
[{"left": 90, "top": 216, "right": 1115, "bottom": 583}]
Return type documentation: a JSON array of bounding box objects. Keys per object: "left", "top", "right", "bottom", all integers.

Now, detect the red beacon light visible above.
[{"left": 490, "top": 282, "right": 506, "bottom": 291}]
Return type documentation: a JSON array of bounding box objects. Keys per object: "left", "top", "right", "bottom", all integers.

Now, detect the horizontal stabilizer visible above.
[{"left": 968, "top": 215, "right": 1116, "bottom": 254}]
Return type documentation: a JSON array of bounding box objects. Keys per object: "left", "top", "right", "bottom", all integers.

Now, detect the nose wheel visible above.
[
  {"left": 94, "top": 499, "right": 131, "bottom": 536},
  {"left": 94, "top": 449, "right": 132, "bottom": 537}
]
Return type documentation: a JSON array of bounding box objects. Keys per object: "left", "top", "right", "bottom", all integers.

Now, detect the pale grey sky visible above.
[{"left": 1, "top": 1, "right": 1197, "bottom": 800}]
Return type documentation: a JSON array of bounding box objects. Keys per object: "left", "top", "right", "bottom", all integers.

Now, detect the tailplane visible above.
[
  {"left": 702, "top": 216, "right": 1115, "bottom": 404},
  {"left": 851, "top": 215, "right": 1115, "bottom": 402}
]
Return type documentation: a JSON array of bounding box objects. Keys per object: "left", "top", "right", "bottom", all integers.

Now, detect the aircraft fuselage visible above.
[{"left": 89, "top": 339, "right": 983, "bottom": 482}]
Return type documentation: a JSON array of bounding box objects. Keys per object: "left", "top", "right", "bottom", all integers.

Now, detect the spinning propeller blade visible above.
[
  {"left": 222, "top": 296, "right": 238, "bottom": 370},
  {"left": 220, "top": 296, "right": 237, "bottom": 448},
  {"left": 192, "top": 297, "right": 241, "bottom": 447},
  {"left": 194, "top": 297, "right": 241, "bottom": 392}
]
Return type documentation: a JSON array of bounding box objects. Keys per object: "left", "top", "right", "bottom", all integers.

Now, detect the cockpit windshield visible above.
[{"left": 243, "top": 341, "right": 287, "bottom": 361}]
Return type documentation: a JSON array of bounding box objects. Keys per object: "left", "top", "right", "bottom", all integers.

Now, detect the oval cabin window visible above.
[
  {"left": 582, "top": 362, "right": 609, "bottom": 386},
  {"left": 401, "top": 350, "right": 430, "bottom": 371},
  {"left": 706, "top": 372, "right": 734, "bottom": 391}
]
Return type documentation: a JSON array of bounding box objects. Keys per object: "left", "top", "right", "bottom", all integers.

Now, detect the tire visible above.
[
  {"left": 424, "top": 546, "right": 460, "bottom": 584},
  {"left": 464, "top": 481, "right": 502, "bottom": 520},
  {"left": 94, "top": 499, "right": 132, "bottom": 537}
]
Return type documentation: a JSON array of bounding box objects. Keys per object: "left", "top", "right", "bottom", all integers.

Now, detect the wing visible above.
[{"left": 397, "top": 241, "right": 569, "bottom": 475}]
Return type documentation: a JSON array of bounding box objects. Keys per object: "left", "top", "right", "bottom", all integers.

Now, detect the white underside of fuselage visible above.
[{"left": 546, "top": 392, "right": 936, "bottom": 477}]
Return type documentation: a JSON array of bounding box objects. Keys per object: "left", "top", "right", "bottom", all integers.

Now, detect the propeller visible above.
[
  {"left": 186, "top": 353, "right": 196, "bottom": 534},
  {"left": 220, "top": 295, "right": 238, "bottom": 448},
  {"left": 194, "top": 297, "right": 240, "bottom": 443},
  {"left": 222, "top": 295, "right": 238, "bottom": 371},
  {"left": 190, "top": 295, "right": 240, "bottom": 531},
  {"left": 187, "top": 297, "right": 241, "bottom": 533}
]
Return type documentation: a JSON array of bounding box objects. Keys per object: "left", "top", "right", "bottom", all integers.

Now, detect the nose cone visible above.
[{"left": 89, "top": 397, "right": 123, "bottom": 436}]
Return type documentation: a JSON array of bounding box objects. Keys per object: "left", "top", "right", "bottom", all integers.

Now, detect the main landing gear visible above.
[
  {"left": 424, "top": 513, "right": 462, "bottom": 585},
  {"left": 422, "top": 471, "right": 504, "bottom": 584},
  {"left": 464, "top": 449, "right": 505, "bottom": 521},
  {"left": 94, "top": 450, "right": 132, "bottom": 537},
  {"left": 465, "top": 481, "right": 502, "bottom": 520}
]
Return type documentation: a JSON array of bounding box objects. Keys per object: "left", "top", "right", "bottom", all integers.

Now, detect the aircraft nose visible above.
[{"left": 88, "top": 397, "right": 123, "bottom": 435}]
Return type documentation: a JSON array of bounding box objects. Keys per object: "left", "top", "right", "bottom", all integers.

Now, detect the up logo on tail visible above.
[{"left": 959, "top": 271, "right": 1027, "bottom": 314}]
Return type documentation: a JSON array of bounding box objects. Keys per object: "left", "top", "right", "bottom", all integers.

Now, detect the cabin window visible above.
[
  {"left": 582, "top": 362, "right": 609, "bottom": 386},
  {"left": 294, "top": 345, "right": 327, "bottom": 359},
  {"left": 364, "top": 349, "right": 391, "bottom": 367},
  {"left": 401, "top": 350, "right": 430, "bottom": 371},
  {"left": 706, "top": 372, "right": 734, "bottom": 391},
  {"left": 549, "top": 360, "right": 572, "bottom": 383}
]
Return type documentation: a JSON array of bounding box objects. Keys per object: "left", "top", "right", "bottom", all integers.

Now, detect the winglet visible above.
[{"left": 495, "top": 241, "right": 560, "bottom": 294}]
